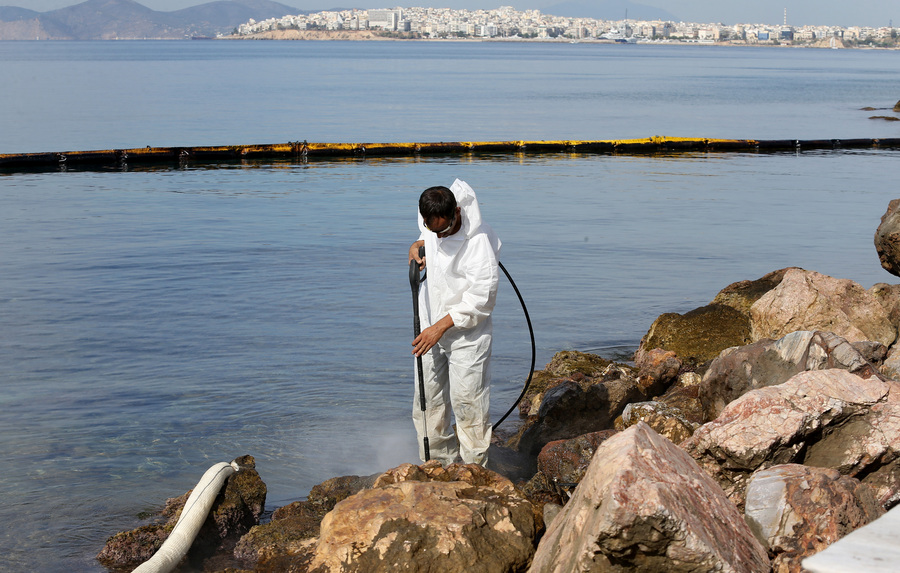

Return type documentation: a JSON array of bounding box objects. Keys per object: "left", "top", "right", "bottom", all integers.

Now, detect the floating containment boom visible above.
[{"left": 2, "top": 137, "right": 900, "bottom": 171}]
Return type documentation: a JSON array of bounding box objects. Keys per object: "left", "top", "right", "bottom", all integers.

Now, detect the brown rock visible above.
[
  {"left": 234, "top": 473, "right": 376, "bottom": 567},
  {"left": 683, "top": 369, "right": 900, "bottom": 508},
  {"left": 655, "top": 371, "right": 707, "bottom": 426},
  {"left": 530, "top": 423, "right": 769, "bottom": 573},
  {"left": 711, "top": 267, "right": 794, "bottom": 314},
  {"left": 536, "top": 430, "right": 617, "bottom": 486},
  {"left": 507, "top": 364, "right": 644, "bottom": 456},
  {"left": 750, "top": 268, "right": 896, "bottom": 347},
  {"left": 517, "top": 351, "right": 623, "bottom": 417},
  {"left": 868, "top": 282, "right": 900, "bottom": 327},
  {"left": 633, "top": 347, "right": 682, "bottom": 393},
  {"left": 745, "top": 464, "right": 884, "bottom": 573},
  {"left": 616, "top": 400, "right": 698, "bottom": 444},
  {"left": 307, "top": 462, "right": 536, "bottom": 573}
]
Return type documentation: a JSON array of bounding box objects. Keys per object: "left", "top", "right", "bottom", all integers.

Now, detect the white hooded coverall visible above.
[{"left": 414, "top": 179, "right": 501, "bottom": 467}]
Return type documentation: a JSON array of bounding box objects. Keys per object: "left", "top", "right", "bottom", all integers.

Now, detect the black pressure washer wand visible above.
[{"left": 409, "top": 246, "right": 430, "bottom": 461}]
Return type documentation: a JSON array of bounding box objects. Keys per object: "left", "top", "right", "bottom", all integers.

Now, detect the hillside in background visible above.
[{"left": 0, "top": 0, "right": 302, "bottom": 39}]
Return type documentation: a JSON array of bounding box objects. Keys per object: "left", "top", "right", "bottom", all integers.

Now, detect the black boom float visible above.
[{"left": 3, "top": 137, "right": 900, "bottom": 171}]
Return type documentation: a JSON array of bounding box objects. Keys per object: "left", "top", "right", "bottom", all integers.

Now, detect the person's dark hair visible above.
[{"left": 419, "top": 186, "right": 456, "bottom": 221}]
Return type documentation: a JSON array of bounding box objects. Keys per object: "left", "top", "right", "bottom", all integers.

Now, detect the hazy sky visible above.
[{"left": 12, "top": 0, "right": 898, "bottom": 28}]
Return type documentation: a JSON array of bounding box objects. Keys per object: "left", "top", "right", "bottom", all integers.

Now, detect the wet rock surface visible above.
[{"left": 637, "top": 302, "right": 752, "bottom": 365}]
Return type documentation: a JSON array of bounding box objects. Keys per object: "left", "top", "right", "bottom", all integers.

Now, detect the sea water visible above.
[{"left": 1, "top": 40, "right": 899, "bottom": 571}]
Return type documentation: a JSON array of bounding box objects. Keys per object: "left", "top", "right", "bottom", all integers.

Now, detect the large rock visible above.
[
  {"left": 750, "top": 268, "right": 896, "bottom": 347},
  {"left": 529, "top": 422, "right": 769, "bottom": 573},
  {"left": 875, "top": 199, "right": 900, "bottom": 277},
  {"left": 633, "top": 268, "right": 794, "bottom": 370},
  {"left": 868, "top": 282, "right": 900, "bottom": 328},
  {"left": 700, "top": 330, "right": 883, "bottom": 420},
  {"left": 745, "top": 464, "right": 884, "bottom": 573},
  {"left": 683, "top": 370, "right": 900, "bottom": 508},
  {"left": 711, "top": 268, "right": 795, "bottom": 315},
  {"left": 636, "top": 303, "right": 752, "bottom": 365},
  {"left": 306, "top": 461, "right": 537, "bottom": 573},
  {"left": 98, "top": 455, "right": 266, "bottom": 570}
]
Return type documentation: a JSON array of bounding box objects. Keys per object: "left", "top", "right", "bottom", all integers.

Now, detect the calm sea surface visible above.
[{"left": 1, "top": 40, "right": 899, "bottom": 571}]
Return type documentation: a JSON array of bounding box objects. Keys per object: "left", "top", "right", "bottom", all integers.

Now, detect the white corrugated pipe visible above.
[{"left": 133, "top": 460, "right": 240, "bottom": 573}]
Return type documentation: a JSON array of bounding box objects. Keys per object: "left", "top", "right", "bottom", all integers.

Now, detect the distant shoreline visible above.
[{"left": 222, "top": 29, "right": 897, "bottom": 49}]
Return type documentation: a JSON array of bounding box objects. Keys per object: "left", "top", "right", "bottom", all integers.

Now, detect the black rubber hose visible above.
[{"left": 492, "top": 260, "right": 536, "bottom": 431}]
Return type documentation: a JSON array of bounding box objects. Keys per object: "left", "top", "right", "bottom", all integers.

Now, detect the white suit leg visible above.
[
  {"left": 447, "top": 331, "right": 492, "bottom": 467},
  {"left": 412, "top": 345, "right": 458, "bottom": 465}
]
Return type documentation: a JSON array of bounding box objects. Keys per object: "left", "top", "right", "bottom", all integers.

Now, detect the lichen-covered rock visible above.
[
  {"left": 637, "top": 303, "right": 752, "bottom": 366},
  {"left": 98, "top": 455, "right": 265, "bottom": 570},
  {"left": 875, "top": 199, "right": 900, "bottom": 277},
  {"left": 700, "top": 330, "right": 883, "bottom": 420},
  {"left": 750, "top": 268, "right": 896, "bottom": 347},
  {"left": 530, "top": 423, "right": 769, "bottom": 573},
  {"left": 745, "top": 464, "right": 883, "bottom": 573},
  {"left": 633, "top": 268, "right": 792, "bottom": 371},
  {"left": 683, "top": 370, "right": 900, "bottom": 508},
  {"left": 306, "top": 461, "right": 537, "bottom": 573}
]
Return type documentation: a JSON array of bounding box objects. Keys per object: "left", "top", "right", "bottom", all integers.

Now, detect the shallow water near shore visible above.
[{"left": 2, "top": 40, "right": 900, "bottom": 571}]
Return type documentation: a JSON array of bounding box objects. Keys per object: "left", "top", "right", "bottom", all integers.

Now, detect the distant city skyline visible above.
[{"left": 9, "top": 0, "right": 897, "bottom": 28}]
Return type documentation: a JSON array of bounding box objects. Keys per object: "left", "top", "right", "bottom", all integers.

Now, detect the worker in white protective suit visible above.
[{"left": 408, "top": 179, "right": 501, "bottom": 467}]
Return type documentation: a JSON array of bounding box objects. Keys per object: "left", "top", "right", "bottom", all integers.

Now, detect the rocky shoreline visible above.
[{"left": 99, "top": 200, "right": 900, "bottom": 572}]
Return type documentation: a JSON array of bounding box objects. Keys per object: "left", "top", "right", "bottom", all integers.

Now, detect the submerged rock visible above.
[{"left": 530, "top": 422, "right": 769, "bottom": 573}]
